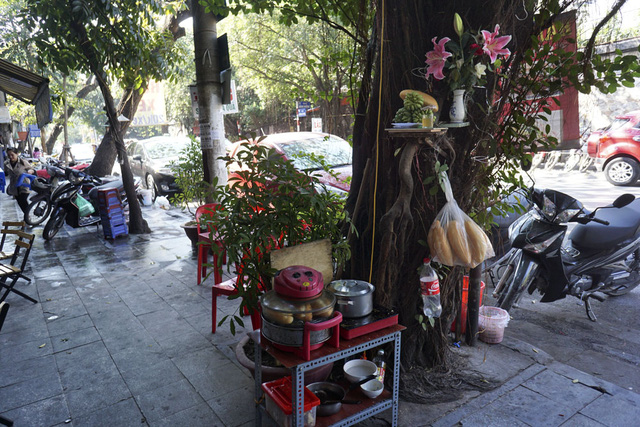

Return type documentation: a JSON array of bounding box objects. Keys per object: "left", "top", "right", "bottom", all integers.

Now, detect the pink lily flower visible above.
[
  {"left": 481, "top": 25, "right": 511, "bottom": 63},
  {"left": 425, "top": 37, "right": 452, "bottom": 80}
]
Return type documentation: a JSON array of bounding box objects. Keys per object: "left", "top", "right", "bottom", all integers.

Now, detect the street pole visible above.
[
  {"left": 61, "top": 75, "right": 74, "bottom": 165},
  {"left": 0, "top": 92, "right": 11, "bottom": 163},
  {"left": 192, "top": 0, "right": 227, "bottom": 189},
  {"left": 465, "top": 263, "right": 482, "bottom": 346}
]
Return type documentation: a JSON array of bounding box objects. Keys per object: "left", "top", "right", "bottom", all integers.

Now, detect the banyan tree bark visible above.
[
  {"left": 345, "top": 0, "right": 532, "bottom": 379},
  {"left": 341, "top": 0, "right": 629, "bottom": 402}
]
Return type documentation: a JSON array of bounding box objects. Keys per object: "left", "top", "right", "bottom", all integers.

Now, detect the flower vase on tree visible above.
[{"left": 424, "top": 13, "right": 512, "bottom": 123}]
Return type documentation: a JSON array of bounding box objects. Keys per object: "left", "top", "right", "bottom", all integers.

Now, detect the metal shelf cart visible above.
[{"left": 250, "top": 324, "right": 405, "bottom": 426}]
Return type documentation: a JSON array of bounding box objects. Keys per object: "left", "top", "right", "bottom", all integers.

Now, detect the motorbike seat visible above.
[
  {"left": 570, "top": 199, "right": 640, "bottom": 249},
  {"left": 87, "top": 179, "right": 124, "bottom": 202}
]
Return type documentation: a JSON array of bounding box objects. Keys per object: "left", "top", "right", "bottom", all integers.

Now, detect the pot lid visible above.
[
  {"left": 327, "top": 280, "right": 374, "bottom": 296},
  {"left": 273, "top": 265, "right": 324, "bottom": 299}
]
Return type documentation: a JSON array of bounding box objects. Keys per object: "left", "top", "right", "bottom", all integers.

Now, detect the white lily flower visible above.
[{"left": 474, "top": 63, "right": 487, "bottom": 78}]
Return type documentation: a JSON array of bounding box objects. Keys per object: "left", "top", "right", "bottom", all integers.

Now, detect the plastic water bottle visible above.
[
  {"left": 372, "top": 349, "right": 386, "bottom": 383},
  {"left": 420, "top": 258, "right": 442, "bottom": 318}
]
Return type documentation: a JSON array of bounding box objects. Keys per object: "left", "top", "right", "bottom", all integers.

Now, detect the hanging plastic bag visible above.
[
  {"left": 427, "top": 171, "right": 494, "bottom": 268},
  {"left": 73, "top": 194, "right": 95, "bottom": 217}
]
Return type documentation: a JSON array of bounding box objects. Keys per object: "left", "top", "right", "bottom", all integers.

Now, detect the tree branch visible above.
[{"left": 582, "top": 0, "right": 628, "bottom": 74}]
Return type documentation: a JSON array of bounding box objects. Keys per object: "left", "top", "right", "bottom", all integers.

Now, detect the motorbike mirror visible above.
[{"left": 613, "top": 193, "right": 635, "bottom": 208}]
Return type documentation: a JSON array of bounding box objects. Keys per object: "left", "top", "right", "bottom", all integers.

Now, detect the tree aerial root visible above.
[{"left": 398, "top": 355, "right": 500, "bottom": 403}]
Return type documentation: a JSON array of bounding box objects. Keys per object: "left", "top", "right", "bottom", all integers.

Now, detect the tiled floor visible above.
[
  {"left": 0, "top": 199, "right": 255, "bottom": 426},
  {"left": 2, "top": 195, "right": 640, "bottom": 426}
]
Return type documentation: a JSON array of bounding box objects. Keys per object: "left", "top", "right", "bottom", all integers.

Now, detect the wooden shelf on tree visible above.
[
  {"left": 438, "top": 122, "right": 469, "bottom": 128},
  {"left": 384, "top": 127, "right": 447, "bottom": 137},
  {"left": 385, "top": 127, "right": 450, "bottom": 157}
]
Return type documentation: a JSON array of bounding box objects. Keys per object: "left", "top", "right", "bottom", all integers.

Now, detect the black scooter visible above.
[
  {"left": 24, "top": 164, "right": 67, "bottom": 226},
  {"left": 491, "top": 188, "right": 640, "bottom": 321}
]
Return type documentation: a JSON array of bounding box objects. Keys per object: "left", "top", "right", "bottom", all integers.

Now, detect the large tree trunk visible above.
[
  {"left": 86, "top": 88, "right": 145, "bottom": 177},
  {"left": 69, "top": 18, "right": 150, "bottom": 235},
  {"left": 86, "top": 15, "right": 186, "bottom": 178},
  {"left": 45, "top": 78, "right": 98, "bottom": 154},
  {"left": 347, "top": 0, "right": 627, "bottom": 400},
  {"left": 347, "top": 0, "right": 525, "bottom": 377}
]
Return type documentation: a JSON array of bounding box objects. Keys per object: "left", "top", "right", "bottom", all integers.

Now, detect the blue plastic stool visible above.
[
  {"left": 16, "top": 173, "right": 36, "bottom": 190},
  {"left": 0, "top": 171, "right": 5, "bottom": 193}
]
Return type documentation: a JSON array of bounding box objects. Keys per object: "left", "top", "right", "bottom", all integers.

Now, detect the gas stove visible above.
[{"left": 339, "top": 306, "right": 398, "bottom": 340}]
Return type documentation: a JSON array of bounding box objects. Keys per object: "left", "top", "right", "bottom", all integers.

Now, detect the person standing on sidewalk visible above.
[{"left": 4, "top": 147, "right": 34, "bottom": 217}]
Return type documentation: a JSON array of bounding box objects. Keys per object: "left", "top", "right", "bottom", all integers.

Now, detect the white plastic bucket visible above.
[
  {"left": 139, "top": 189, "right": 153, "bottom": 206},
  {"left": 478, "top": 306, "right": 509, "bottom": 344}
]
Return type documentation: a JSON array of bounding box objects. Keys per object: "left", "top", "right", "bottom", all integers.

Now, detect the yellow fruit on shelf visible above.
[{"left": 399, "top": 90, "right": 439, "bottom": 112}]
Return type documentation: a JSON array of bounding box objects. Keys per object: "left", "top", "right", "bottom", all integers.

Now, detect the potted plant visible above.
[
  {"left": 200, "top": 135, "right": 352, "bottom": 334},
  {"left": 170, "top": 136, "right": 211, "bottom": 245}
]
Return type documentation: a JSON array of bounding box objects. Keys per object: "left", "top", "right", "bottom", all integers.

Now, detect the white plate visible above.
[{"left": 392, "top": 123, "right": 420, "bottom": 128}]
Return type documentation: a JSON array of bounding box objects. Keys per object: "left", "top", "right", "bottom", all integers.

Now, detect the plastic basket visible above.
[
  {"left": 261, "top": 376, "right": 319, "bottom": 427},
  {"left": 478, "top": 306, "right": 509, "bottom": 344}
]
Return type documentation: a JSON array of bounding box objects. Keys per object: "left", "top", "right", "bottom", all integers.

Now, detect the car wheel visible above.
[
  {"left": 146, "top": 174, "right": 158, "bottom": 202},
  {"left": 604, "top": 157, "right": 640, "bottom": 186}
]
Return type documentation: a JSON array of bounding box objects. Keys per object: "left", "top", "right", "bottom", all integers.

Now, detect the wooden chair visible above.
[
  {"left": 0, "top": 231, "right": 37, "bottom": 304},
  {"left": 196, "top": 203, "right": 225, "bottom": 286},
  {"left": 0, "top": 221, "right": 26, "bottom": 260},
  {"left": 0, "top": 222, "right": 31, "bottom": 285}
]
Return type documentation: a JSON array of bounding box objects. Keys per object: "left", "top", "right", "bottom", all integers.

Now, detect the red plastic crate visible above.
[{"left": 261, "top": 376, "right": 320, "bottom": 427}]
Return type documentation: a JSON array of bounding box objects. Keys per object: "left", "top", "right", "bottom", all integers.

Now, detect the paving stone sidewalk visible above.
[
  {"left": 0, "top": 199, "right": 257, "bottom": 426},
  {"left": 0, "top": 195, "right": 639, "bottom": 426}
]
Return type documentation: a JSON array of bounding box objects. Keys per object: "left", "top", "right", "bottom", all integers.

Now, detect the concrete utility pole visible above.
[
  {"left": 0, "top": 92, "right": 12, "bottom": 152},
  {"left": 192, "top": 0, "right": 227, "bottom": 188}
]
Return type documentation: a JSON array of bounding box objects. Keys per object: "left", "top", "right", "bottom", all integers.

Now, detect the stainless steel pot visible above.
[
  {"left": 327, "top": 280, "right": 374, "bottom": 318},
  {"left": 261, "top": 316, "right": 331, "bottom": 347}
]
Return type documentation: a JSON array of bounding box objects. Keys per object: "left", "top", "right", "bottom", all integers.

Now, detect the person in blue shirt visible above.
[{"left": 4, "top": 147, "right": 34, "bottom": 217}]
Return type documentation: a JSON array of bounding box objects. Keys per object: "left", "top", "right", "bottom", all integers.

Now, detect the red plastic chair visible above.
[
  {"left": 211, "top": 271, "right": 263, "bottom": 334},
  {"left": 196, "top": 203, "right": 225, "bottom": 286},
  {"left": 211, "top": 237, "right": 278, "bottom": 334}
]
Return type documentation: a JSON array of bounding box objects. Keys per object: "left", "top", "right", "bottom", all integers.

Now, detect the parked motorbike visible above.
[
  {"left": 491, "top": 188, "right": 640, "bottom": 321},
  {"left": 25, "top": 165, "right": 66, "bottom": 226},
  {"left": 25, "top": 158, "right": 91, "bottom": 226},
  {"left": 42, "top": 168, "right": 128, "bottom": 241}
]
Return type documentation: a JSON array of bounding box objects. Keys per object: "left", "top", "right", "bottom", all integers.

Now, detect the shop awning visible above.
[{"left": 0, "top": 59, "right": 52, "bottom": 129}]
